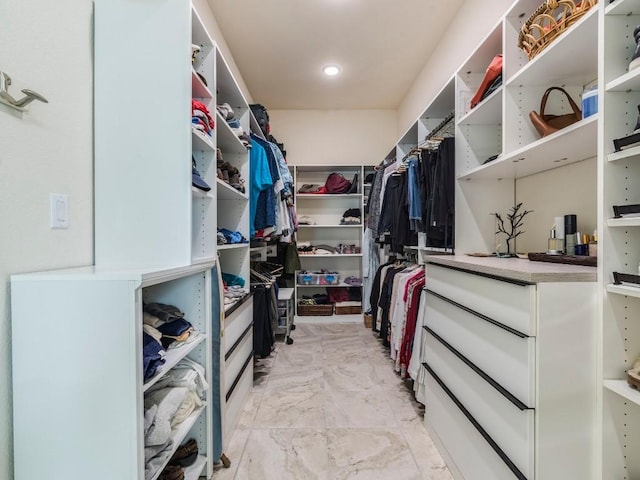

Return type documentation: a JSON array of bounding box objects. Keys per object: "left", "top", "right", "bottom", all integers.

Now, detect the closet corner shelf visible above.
[
  {"left": 216, "top": 179, "right": 248, "bottom": 200},
  {"left": 191, "top": 186, "right": 214, "bottom": 199},
  {"left": 607, "top": 144, "right": 640, "bottom": 162},
  {"left": 457, "top": 86, "right": 502, "bottom": 126},
  {"left": 217, "top": 243, "right": 249, "bottom": 250},
  {"left": 607, "top": 217, "right": 640, "bottom": 227},
  {"left": 458, "top": 114, "right": 597, "bottom": 181},
  {"left": 191, "top": 68, "right": 213, "bottom": 99},
  {"left": 191, "top": 128, "right": 215, "bottom": 152},
  {"left": 605, "top": 0, "right": 640, "bottom": 16},
  {"left": 216, "top": 112, "right": 248, "bottom": 154},
  {"left": 148, "top": 406, "right": 207, "bottom": 480},
  {"left": 296, "top": 194, "right": 362, "bottom": 199},
  {"left": 143, "top": 332, "right": 206, "bottom": 393},
  {"left": 606, "top": 283, "right": 640, "bottom": 299},
  {"left": 604, "top": 379, "right": 640, "bottom": 407},
  {"left": 505, "top": 6, "right": 598, "bottom": 88}
]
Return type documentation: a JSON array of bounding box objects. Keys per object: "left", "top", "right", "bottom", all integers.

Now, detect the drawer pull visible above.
[
  {"left": 425, "top": 289, "right": 528, "bottom": 339},
  {"left": 422, "top": 362, "right": 528, "bottom": 480},
  {"left": 226, "top": 351, "right": 253, "bottom": 402},
  {"left": 225, "top": 322, "right": 253, "bottom": 361},
  {"left": 424, "top": 326, "right": 531, "bottom": 411}
]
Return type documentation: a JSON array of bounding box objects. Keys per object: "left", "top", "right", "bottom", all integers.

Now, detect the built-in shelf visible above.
[
  {"left": 296, "top": 194, "right": 362, "bottom": 199},
  {"left": 506, "top": 6, "right": 598, "bottom": 88},
  {"left": 191, "top": 68, "right": 213, "bottom": 99},
  {"left": 216, "top": 112, "right": 247, "bottom": 154},
  {"left": 297, "top": 254, "right": 363, "bottom": 258},
  {"left": 457, "top": 86, "right": 502, "bottom": 126},
  {"left": 143, "top": 333, "right": 206, "bottom": 393},
  {"left": 607, "top": 217, "right": 640, "bottom": 227},
  {"left": 192, "top": 127, "right": 215, "bottom": 152},
  {"left": 217, "top": 243, "right": 249, "bottom": 250},
  {"left": 606, "top": 283, "right": 640, "bottom": 299},
  {"left": 605, "top": 0, "right": 640, "bottom": 16},
  {"left": 216, "top": 179, "right": 248, "bottom": 200},
  {"left": 192, "top": 186, "right": 214, "bottom": 198},
  {"left": 184, "top": 456, "right": 207, "bottom": 480},
  {"left": 296, "top": 282, "right": 362, "bottom": 288},
  {"left": 298, "top": 224, "right": 362, "bottom": 228},
  {"left": 458, "top": 115, "right": 597, "bottom": 180},
  {"left": 606, "top": 66, "right": 640, "bottom": 92},
  {"left": 148, "top": 406, "right": 207, "bottom": 480},
  {"left": 607, "top": 144, "right": 640, "bottom": 162},
  {"left": 604, "top": 379, "right": 640, "bottom": 407}
]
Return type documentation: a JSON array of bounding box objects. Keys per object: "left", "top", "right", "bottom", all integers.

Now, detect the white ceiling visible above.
[{"left": 207, "top": 0, "right": 465, "bottom": 110}]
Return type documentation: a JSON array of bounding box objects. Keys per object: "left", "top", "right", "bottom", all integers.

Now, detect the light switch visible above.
[{"left": 50, "top": 193, "right": 69, "bottom": 229}]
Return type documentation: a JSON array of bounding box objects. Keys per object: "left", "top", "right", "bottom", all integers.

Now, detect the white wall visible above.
[
  {"left": 397, "top": 0, "right": 513, "bottom": 139},
  {"left": 268, "top": 109, "right": 397, "bottom": 166},
  {"left": 0, "top": 1, "right": 95, "bottom": 478}
]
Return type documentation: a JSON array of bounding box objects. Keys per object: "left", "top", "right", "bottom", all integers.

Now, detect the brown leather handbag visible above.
[{"left": 529, "top": 87, "right": 582, "bottom": 137}]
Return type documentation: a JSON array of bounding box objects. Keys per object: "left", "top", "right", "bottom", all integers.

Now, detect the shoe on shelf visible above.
[
  {"left": 169, "top": 438, "right": 199, "bottom": 468},
  {"left": 158, "top": 464, "right": 184, "bottom": 480}
]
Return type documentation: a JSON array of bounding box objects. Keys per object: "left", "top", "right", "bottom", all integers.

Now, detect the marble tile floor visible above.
[{"left": 212, "top": 323, "right": 453, "bottom": 480}]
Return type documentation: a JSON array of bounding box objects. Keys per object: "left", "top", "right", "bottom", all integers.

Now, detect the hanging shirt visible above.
[{"left": 249, "top": 139, "right": 273, "bottom": 238}]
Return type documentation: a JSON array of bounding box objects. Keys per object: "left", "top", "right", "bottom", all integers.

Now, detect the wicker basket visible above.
[
  {"left": 518, "top": 0, "right": 597, "bottom": 60},
  {"left": 297, "top": 303, "right": 334, "bottom": 316},
  {"left": 335, "top": 303, "right": 362, "bottom": 315}
]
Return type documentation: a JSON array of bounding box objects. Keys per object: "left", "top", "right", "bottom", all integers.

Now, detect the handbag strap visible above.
[{"left": 540, "top": 86, "right": 581, "bottom": 117}]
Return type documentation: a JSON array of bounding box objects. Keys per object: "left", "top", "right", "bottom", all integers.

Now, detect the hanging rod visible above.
[{"left": 424, "top": 110, "right": 455, "bottom": 142}]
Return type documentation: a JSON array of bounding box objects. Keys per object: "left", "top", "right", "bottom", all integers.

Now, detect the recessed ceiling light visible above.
[{"left": 323, "top": 65, "right": 340, "bottom": 76}]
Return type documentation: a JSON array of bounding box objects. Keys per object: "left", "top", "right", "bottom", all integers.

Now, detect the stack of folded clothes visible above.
[
  {"left": 223, "top": 285, "right": 250, "bottom": 310},
  {"left": 340, "top": 208, "right": 361, "bottom": 225},
  {"left": 217, "top": 228, "right": 248, "bottom": 245},
  {"left": 143, "top": 303, "right": 199, "bottom": 352},
  {"left": 143, "top": 357, "right": 208, "bottom": 479},
  {"left": 217, "top": 102, "right": 250, "bottom": 148},
  {"left": 191, "top": 99, "right": 214, "bottom": 138}
]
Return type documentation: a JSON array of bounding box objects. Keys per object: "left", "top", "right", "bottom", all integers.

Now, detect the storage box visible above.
[
  {"left": 582, "top": 86, "right": 597, "bottom": 119},
  {"left": 297, "top": 303, "right": 333, "bottom": 316},
  {"left": 297, "top": 272, "right": 340, "bottom": 285},
  {"left": 335, "top": 301, "right": 362, "bottom": 315}
]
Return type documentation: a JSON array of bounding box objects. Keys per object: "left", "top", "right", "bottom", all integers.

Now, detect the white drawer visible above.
[
  {"left": 224, "top": 297, "right": 253, "bottom": 355},
  {"left": 425, "top": 290, "right": 535, "bottom": 407},
  {"left": 225, "top": 363, "right": 253, "bottom": 441},
  {"left": 425, "top": 368, "right": 529, "bottom": 480},
  {"left": 424, "top": 337, "right": 534, "bottom": 479},
  {"left": 225, "top": 330, "right": 253, "bottom": 391},
  {"left": 426, "top": 263, "right": 536, "bottom": 336}
]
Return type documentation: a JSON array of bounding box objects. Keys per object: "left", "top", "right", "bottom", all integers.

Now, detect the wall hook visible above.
[{"left": 0, "top": 71, "right": 48, "bottom": 111}]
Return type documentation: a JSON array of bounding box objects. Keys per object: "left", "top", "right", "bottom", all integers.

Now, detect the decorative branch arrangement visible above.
[{"left": 495, "top": 202, "right": 533, "bottom": 256}]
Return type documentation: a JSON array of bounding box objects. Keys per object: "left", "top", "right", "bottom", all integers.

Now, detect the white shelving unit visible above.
[
  {"left": 601, "top": 1, "right": 640, "bottom": 477},
  {"left": 11, "top": 263, "right": 214, "bottom": 480},
  {"left": 294, "top": 165, "right": 365, "bottom": 323}
]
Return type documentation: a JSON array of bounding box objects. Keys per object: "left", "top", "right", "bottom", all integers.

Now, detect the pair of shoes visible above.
[
  {"left": 216, "top": 103, "right": 235, "bottom": 121},
  {"left": 229, "top": 174, "right": 245, "bottom": 193},
  {"left": 169, "top": 438, "right": 199, "bottom": 468},
  {"left": 158, "top": 465, "right": 184, "bottom": 480}
]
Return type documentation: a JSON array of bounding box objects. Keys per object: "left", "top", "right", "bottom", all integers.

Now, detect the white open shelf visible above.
[
  {"left": 606, "top": 66, "right": 640, "bottom": 92},
  {"left": 191, "top": 186, "right": 214, "bottom": 199},
  {"left": 605, "top": 0, "right": 640, "bottom": 16},
  {"left": 217, "top": 243, "right": 249, "bottom": 250},
  {"left": 295, "top": 313, "right": 363, "bottom": 324},
  {"left": 148, "top": 406, "right": 207, "bottom": 480},
  {"left": 298, "top": 224, "right": 362, "bottom": 228},
  {"left": 191, "top": 68, "right": 213, "bottom": 99},
  {"left": 607, "top": 217, "right": 640, "bottom": 227},
  {"left": 604, "top": 380, "right": 640, "bottom": 407},
  {"left": 143, "top": 333, "right": 206, "bottom": 393},
  {"left": 459, "top": 115, "right": 597, "bottom": 180},
  {"left": 184, "top": 455, "right": 207, "bottom": 480},
  {"left": 607, "top": 144, "right": 640, "bottom": 162},
  {"left": 191, "top": 128, "right": 215, "bottom": 152},
  {"left": 607, "top": 283, "right": 640, "bottom": 299},
  {"left": 296, "top": 283, "right": 361, "bottom": 288},
  {"left": 216, "top": 179, "right": 248, "bottom": 200},
  {"left": 457, "top": 87, "right": 502, "bottom": 126},
  {"left": 216, "top": 112, "right": 247, "bottom": 154},
  {"left": 506, "top": 6, "right": 598, "bottom": 87}
]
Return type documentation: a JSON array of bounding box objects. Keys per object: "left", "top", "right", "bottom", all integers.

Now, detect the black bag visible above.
[{"left": 250, "top": 104, "right": 269, "bottom": 136}]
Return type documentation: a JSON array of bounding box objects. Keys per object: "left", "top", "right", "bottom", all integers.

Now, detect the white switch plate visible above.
[{"left": 50, "top": 193, "right": 69, "bottom": 229}]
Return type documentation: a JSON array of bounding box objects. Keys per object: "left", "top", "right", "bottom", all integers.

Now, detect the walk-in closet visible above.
[{"left": 4, "top": 0, "right": 639, "bottom": 479}]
